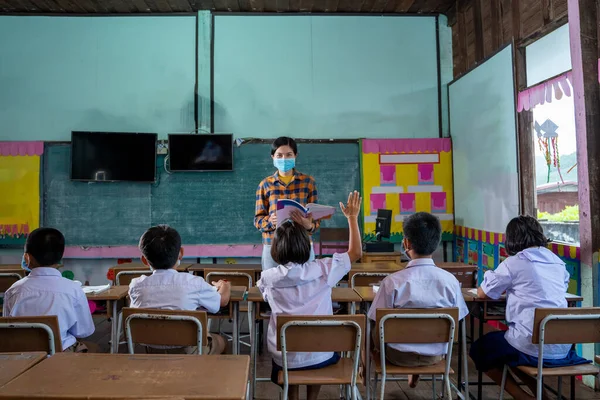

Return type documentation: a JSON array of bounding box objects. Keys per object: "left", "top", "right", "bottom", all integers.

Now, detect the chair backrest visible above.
[
  {"left": 110, "top": 264, "right": 150, "bottom": 284},
  {"left": 276, "top": 314, "right": 365, "bottom": 352},
  {"left": 116, "top": 270, "right": 152, "bottom": 286},
  {"left": 0, "top": 272, "right": 23, "bottom": 293},
  {"left": 319, "top": 228, "right": 349, "bottom": 258},
  {"left": 532, "top": 307, "right": 600, "bottom": 345},
  {"left": 349, "top": 272, "right": 390, "bottom": 288},
  {"left": 375, "top": 308, "right": 459, "bottom": 344},
  {"left": 0, "top": 315, "right": 62, "bottom": 354},
  {"left": 205, "top": 269, "right": 253, "bottom": 288},
  {"left": 440, "top": 265, "right": 477, "bottom": 287},
  {"left": 122, "top": 307, "right": 208, "bottom": 351}
]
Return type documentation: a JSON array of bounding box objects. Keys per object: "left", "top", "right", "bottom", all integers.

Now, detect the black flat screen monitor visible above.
[
  {"left": 376, "top": 209, "right": 393, "bottom": 240},
  {"left": 168, "top": 134, "right": 234, "bottom": 172},
  {"left": 71, "top": 131, "right": 157, "bottom": 182}
]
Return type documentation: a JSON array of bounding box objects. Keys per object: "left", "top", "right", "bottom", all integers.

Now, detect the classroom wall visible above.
[
  {"left": 213, "top": 15, "right": 441, "bottom": 139},
  {"left": 0, "top": 16, "right": 196, "bottom": 141}
]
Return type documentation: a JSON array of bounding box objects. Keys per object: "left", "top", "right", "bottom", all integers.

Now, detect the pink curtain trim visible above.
[
  {"left": 362, "top": 138, "right": 452, "bottom": 154},
  {"left": 517, "top": 71, "right": 574, "bottom": 112},
  {"left": 0, "top": 142, "right": 44, "bottom": 156}
]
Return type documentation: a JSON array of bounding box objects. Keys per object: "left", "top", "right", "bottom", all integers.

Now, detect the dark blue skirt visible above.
[
  {"left": 470, "top": 330, "right": 590, "bottom": 372},
  {"left": 271, "top": 352, "right": 341, "bottom": 385}
]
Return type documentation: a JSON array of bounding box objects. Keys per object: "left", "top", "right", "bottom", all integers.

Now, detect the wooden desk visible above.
[
  {"left": 189, "top": 264, "right": 262, "bottom": 283},
  {"left": 360, "top": 252, "right": 402, "bottom": 264},
  {"left": 0, "top": 353, "right": 250, "bottom": 399},
  {"left": 86, "top": 285, "right": 129, "bottom": 354},
  {"left": 0, "top": 353, "right": 46, "bottom": 387}
]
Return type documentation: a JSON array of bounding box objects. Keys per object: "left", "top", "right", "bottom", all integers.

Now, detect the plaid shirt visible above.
[{"left": 254, "top": 170, "right": 320, "bottom": 244}]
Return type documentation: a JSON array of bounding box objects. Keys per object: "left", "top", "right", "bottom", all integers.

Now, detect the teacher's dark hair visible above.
[
  {"left": 25, "top": 227, "right": 65, "bottom": 267},
  {"left": 504, "top": 215, "right": 550, "bottom": 256},
  {"left": 271, "top": 220, "right": 311, "bottom": 265},
  {"left": 271, "top": 137, "right": 298, "bottom": 156},
  {"left": 139, "top": 225, "right": 181, "bottom": 270}
]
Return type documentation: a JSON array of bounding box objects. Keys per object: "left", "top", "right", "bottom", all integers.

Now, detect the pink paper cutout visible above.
[
  {"left": 362, "top": 138, "right": 451, "bottom": 154},
  {"left": 370, "top": 194, "right": 386, "bottom": 214},
  {"left": 418, "top": 164, "right": 434, "bottom": 183},
  {"left": 0, "top": 142, "right": 44, "bottom": 156},
  {"left": 380, "top": 165, "right": 396, "bottom": 185},
  {"left": 399, "top": 193, "right": 416, "bottom": 214},
  {"left": 431, "top": 192, "right": 447, "bottom": 212}
]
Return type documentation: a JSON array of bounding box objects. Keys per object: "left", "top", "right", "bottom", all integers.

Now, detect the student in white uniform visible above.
[
  {"left": 257, "top": 191, "right": 362, "bottom": 400},
  {"left": 471, "top": 216, "right": 589, "bottom": 400},
  {"left": 368, "top": 212, "right": 469, "bottom": 389},
  {"left": 129, "top": 225, "right": 230, "bottom": 354},
  {"left": 3, "top": 227, "right": 95, "bottom": 352}
]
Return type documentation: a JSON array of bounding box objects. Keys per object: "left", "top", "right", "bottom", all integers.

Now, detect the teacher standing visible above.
[{"left": 254, "top": 137, "right": 319, "bottom": 270}]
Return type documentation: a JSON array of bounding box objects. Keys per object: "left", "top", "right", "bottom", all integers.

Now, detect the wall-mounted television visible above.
[
  {"left": 71, "top": 131, "right": 157, "bottom": 182},
  {"left": 168, "top": 133, "right": 233, "bottom": 171}
]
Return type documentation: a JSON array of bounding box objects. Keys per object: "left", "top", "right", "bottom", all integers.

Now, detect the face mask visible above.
[
  {"left": 273, "top": 158, "right": 295, "bottom": 173},
  {"left": 21, "top": 255, "right": 31, "bottom": 272},
  {"left": 177, "top": 259, "right": 181, "bottom": 267},
  {"left": 401, "top": 243, "right": 412, "bottom": 261}
]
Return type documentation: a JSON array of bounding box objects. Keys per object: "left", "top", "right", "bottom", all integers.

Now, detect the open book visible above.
[
  {"left": 276, "top": 199, "right": 335, "bottom": 228},
  {"left": 82, "top": 284, "right": 111, "bottom": 295}
]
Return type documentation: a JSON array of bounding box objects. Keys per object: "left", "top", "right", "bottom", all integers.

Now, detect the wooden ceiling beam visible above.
[
  {"left": 490, "top": 0, "right": 501, "bottom": 48},
  {"left": 473, "top": 0, "right": 483, "bottom": 61},
  {"left": 394, "top": 0, "right": 414, "bottom": 12}
]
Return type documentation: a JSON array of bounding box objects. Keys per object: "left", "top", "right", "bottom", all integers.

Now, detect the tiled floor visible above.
[{"left": 89, "top": 316, "right": 600, "bottom": 399}]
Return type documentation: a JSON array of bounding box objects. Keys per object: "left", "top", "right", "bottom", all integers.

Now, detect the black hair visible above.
[
  {"left": 504, "top": 215, "right": 549, "bottom": 256},
  {"left": 270, "top": 220, "right": 311, "bottom": 265},
  {"left": 270, "top": 137, "right": 298, "bottom": 156},
  {"left": 139, "top": 225, "right": 182, "bottom": 270},
  {"left": 25, "top": 227, "right": 65, "bottom": 267},
  {"left": 403, "top": 212, "right": 441, "bottom": 256}
]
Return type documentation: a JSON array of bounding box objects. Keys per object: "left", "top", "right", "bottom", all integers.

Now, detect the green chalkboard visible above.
[{"left": 43, "top": 142, "right": 360, "bottom": 246}]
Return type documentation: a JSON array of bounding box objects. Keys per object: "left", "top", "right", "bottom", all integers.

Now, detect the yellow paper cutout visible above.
[{"left": 0, "top": 155, "right": 40, "bottom": 235}]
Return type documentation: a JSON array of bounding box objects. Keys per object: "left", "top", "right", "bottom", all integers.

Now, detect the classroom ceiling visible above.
[{"left": 0, "top": 0, "right": 456, "bottom": 14}]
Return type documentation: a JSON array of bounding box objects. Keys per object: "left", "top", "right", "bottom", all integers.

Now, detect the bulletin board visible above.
[
  {"left": 0, "top": 142, "right": 42, "bottom": 246},
  {"left": 361, "top": 138, "right": 454, "bottom": 242}
]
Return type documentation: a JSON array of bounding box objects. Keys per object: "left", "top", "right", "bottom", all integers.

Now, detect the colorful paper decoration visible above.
[{"left": 361, "top": 138, "right": 454, "bottom": 242}]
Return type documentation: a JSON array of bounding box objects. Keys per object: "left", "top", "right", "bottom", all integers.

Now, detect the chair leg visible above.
[
  {"left": 570, "top": 376, "right": 575, "bottom": 400},
  {"left": 557, "top": 376, "right": 562, "bottom": 400},
  {"left": 379, "top": 372, "right": 386, "bottom": 400},
  {"left": 115, "top": 312, "right": 123, "bottom": 353},
  {"left": 432, "top": 375, "right": 436, "bottom": 400},
  {"left": 445, "top": 374, "right": 452, "bottom": 400},
  {"left": 373, "top": 372, "right": 379, "bottom": 400},
  {"left": 499, "top": 365, "right": 508, "bottom": 400}
]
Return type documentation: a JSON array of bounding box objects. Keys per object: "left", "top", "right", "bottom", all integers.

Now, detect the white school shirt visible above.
[
  {"left": 480, "top": 247, "right": 571, "bottom": 359},
  {"left": 257, "top": 252, "right": 352, "bottom": 368},
  {"left": 128, "top": 269, "right": 221, "bottom": 313},
  {"left": 2, "top": 267, "right": 95, "bottom": 350},
  {"left": 367, "top": 258, "right": 469, "bottom": 356}
]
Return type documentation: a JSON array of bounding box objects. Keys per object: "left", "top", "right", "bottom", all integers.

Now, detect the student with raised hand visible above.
[
  {"left": 3, "top": 227, "right": 95, "bottom": 352},
  {"left": 257, "top": 191, "right": 362, "bottom": 400},
  {"left": 367, "top": 212, "right": 469, "bottom": 389},
  {"left": 129, "top": 225, "right": 230, "bottom": 354},
  {"left": 470, "top": 216, "right": 589, "bottom": 400}
]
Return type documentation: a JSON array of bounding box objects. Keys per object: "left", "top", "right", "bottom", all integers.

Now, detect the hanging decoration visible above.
[{"left": 534, "top": 119, "right": 563, "bottom": 184}]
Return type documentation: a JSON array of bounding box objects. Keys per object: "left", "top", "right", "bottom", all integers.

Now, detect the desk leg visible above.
[
  {"left": 458, "top": 318, "right": 463, "bottom": 393},
  {"left": 110, "top": 300, "right": 118, "bottom": 354},
  {"left": 248, "top": 300, "right": 255, "bottom": 399},
  {"left": 462, "top": 318, "right": 469, "bottom": 399},
  {"left": 365, "top": 313, "right": 371, "bottom": 400},
  {"left": 233, "top": 301, "right": 239, "bottom": 355},
  {"left": 477, "top": 311, "right": 484, "bottom": 400}
]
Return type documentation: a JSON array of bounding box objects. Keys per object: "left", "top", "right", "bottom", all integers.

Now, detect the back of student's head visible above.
[
  {"left": 504, "top": 215, "right": 549, "bottom": 256},
  {"left": 25, "top": 227, "right": 65, "bottom": 267},
  {"left": 403, "top": 212, "right": 441, "bottom": 256},
  {"left": 139, "top": 225, "right": 181, "bottom": 270},
  {"left": 270, "top": 220, "right": 311, "bottom": 265}
]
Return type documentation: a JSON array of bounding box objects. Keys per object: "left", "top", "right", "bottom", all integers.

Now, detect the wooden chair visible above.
[
  {"left": 440, "top": 265, "right": 477, "bottom": 288},
  {"left": 204, "top": 269, "right": 253, "bottom": 352},
  {"left": 0, "top": 272, "right": 23, "bottom": 293},
  {"left": 374, "top": 308, "right": 461, "bottom": 400},
  {"left": 276, "top": 314, "right": 365, "bottom": 400},
  {"left": 319, "top": 228, "right": 349, "bottom": 258},
  {"left": 349, "top": 272, "right": 390, "bottom": 288},
  {"left": 122, "top": 307, "right": 208, "bottom": 355},
  {"left": 115, "top": 270, "right": 152, "bottom": 286},
  {"left": 0, "top": 315, "right": 62, "bottom": 355},
  {"left": 499, "top": 308, "right": 600, "bottom": 400}
]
